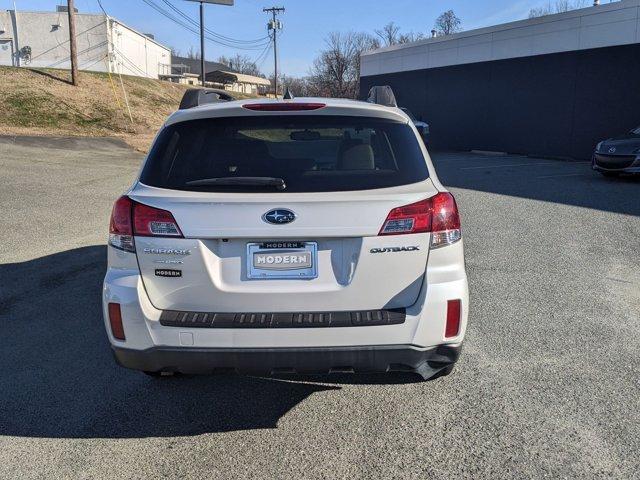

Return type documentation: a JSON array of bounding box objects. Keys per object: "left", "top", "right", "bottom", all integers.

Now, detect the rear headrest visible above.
[{"left": 340, "top": 144, "right": 375, "bottom": 170}]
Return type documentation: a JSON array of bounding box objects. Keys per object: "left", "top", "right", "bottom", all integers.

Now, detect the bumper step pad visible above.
[{"left": 159, "top": 308, "right": 406, "bottom": 329}]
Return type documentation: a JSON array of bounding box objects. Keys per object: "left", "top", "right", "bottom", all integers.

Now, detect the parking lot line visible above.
[
  {"left": 536, "top": 173, "right": 588, "bottom": 179},
  {"left": 460, "top": 162, "right": 558, "bottom": 170}
]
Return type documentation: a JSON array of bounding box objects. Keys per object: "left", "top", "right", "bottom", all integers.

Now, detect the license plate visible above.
[{"left": 247, "top": 242, "right": 318, "bottom": 280}]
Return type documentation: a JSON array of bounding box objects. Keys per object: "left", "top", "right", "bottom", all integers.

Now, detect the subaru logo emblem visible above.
[
  {"left": 608, "top": 147, "right": 617, "bottom": 154},
  {"left": 263, "top": 209, "right": 296, "bottom": 225}
]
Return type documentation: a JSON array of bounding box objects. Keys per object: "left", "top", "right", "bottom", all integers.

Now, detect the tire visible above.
[{"left": 600, "top": 171, "right": 620, "bottom": 177}]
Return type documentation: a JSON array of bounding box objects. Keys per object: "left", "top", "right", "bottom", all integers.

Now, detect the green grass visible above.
[
  {"left": 3, "top": 91, "right": 118, "bottom": 130},
  {"left": 4, "top": 92, "right": 63, "bottom": 128}
]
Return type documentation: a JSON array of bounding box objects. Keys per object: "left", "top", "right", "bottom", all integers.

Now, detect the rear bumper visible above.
[{"left": 113, "top": 343, "right": 462, "bottom": 380}]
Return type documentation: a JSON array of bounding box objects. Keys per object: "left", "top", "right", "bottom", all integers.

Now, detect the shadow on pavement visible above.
[
  {"left": 0, "top": 246, "right": 342, "bottom": 439},
  {"left": 431, "top": 152, "right": 640, "bottom": 217},
  {"left": 0, "top": 246, "right": 424, "bottom": 439}
]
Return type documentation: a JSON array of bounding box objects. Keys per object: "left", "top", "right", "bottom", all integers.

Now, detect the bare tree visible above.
[
  {"left": 434, "top": 10, "right": 462, "bottom": 36},
  {"left": 218, "top": 54, "right": 263, "bottom": 77},
  {"left": 528, "top": 5, "right": 552, "bottom": 18},
  {"left": 529, "top": 0, "right": 587, "bottom": 18},
  {"left": 307, "top": 31, "right": 379, "bottom": 99},
  {"left": 279, "top": 74, "right": 311, "bottom": 97},
  {"left": 375, "top": 22, "right": 400, "bottom": 47},
  {"left": 398, "top": 31, "right": 426, "bottom": 44},
  {"left": 375, "top": 22, "right": 426, "bottom": 46},
  {"left": 555, "top": 0, "right": 587, "bottom": 12},
  {"left": 186, "top": 46, "right": 200, "bottom": 60}
]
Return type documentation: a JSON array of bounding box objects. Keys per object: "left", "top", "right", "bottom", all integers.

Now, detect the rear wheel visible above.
[{"left": 600, "top": 171, "right": 620, "bottom": 177}]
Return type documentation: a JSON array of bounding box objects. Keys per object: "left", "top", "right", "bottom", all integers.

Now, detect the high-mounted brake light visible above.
[
  {"left": 108, "top": 196, "right": 183, "bottom": 252},
  {"left": 242, "top": 102, "right": 326, "bottom": 111},
  {"left": 379, "top": 192, "right": 461, "bottom": 248}
]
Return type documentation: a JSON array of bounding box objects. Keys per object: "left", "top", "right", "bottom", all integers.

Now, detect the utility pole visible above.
[
  {"left": 67, "top": 0, "right": 79, "bottom": 86},
  {"left": 263, "top": 6, "right": 284, "bottom": 98},
  {"left": 199, "top": 1, "right": 206, "bottom": 86},
  {"left": 185, "top": 1, "right": 235, "bottom": 86}
]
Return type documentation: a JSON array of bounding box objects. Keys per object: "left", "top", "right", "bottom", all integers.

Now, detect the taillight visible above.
[
  {"left": 133, "top": 202, "right": 183, "bottom": 237},
  {"left": 242, "top": 102, "right": 326, "bottom": 111},
  {"left": 445, "top": 299, "right": 461, "bottom": 338},
  {"left": 108, "top": 196, "right": 135, "bottom": 252},
  {"left": 379, "top": 192, "right": 461, "bottom": 248},
  {"left": 108, "top": 302, "right": 126, "bottom": 341},
  {"left": 108, "top": 196, "right": 183, "bottom": 252}
]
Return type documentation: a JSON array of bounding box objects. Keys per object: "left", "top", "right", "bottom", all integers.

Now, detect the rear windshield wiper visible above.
[{"left": 186, "top": 176, "right": 287, "bottom": 190}]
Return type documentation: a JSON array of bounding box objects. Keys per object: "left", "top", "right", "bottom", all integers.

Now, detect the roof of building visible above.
[
  {"left": 205, "top": 70, "right": 271, "bottom": 86},
  {"left": 361, "top": 0, "right": 640, "bottom": 76},
  {"left": 107, "top": 17, "right": 169, "bottom": 50},
  {"left": 171, "top": 56, "right": 233, "bottom": 76}
]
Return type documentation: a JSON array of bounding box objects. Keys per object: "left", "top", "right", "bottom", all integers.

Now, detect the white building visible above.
[{"left": 0, "top": 7, "right": 171, "bottom": 78}]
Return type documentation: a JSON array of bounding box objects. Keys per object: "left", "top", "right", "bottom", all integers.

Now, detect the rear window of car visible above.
[{"left": 140, "top": 115, "right": 429, "bottom": 193}]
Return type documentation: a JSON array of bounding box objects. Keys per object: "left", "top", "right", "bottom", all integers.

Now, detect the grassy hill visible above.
[{"left": 0, "top": 66, "right": 253, "bottom": 152}]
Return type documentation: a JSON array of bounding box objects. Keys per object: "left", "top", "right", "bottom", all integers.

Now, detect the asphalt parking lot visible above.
[{"left": 0, "top": 136, "right": 639, "bottom": 479}]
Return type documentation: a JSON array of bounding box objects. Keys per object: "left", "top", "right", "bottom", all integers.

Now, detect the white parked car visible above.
[{"left": 103, "top": 90, "right": 469, "bottom": 380}]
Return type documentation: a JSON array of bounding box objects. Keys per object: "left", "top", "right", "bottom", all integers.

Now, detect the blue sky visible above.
[{"left": 3, "top": 0, "right": 574, "bottom": 76}]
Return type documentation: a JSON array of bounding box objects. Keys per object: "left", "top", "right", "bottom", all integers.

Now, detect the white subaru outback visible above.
[{"left": 103, "top": 92, "right": 469, "bottom": 380}]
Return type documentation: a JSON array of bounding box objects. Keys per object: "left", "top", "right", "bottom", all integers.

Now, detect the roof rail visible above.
[
  {"left": 179, "top": 88, "right": 237, "bottom": 110},
  {"left": 366, "top": 85, "right": 398, "bottom": 108}
]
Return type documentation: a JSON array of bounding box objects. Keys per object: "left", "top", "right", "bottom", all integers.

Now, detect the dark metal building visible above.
[{"left": 360, "top": 0, "right": 640, "bottom": 159}]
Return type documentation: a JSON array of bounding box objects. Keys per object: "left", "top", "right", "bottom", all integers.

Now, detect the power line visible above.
[
  {"left": 253, "top": 42, "right": 272, "bottom": 70},
  {"left": 111, "top": 45, "right": 151, "bottom": 76},
  {"left": 45, "top": 40, "right": 108, "bottom": 68},
  {"left": 95, "top": 0, "right": 107, "bottom": 15},
  {"left": 140, "top": 0, "right": 270, "bottom": 50},
  {"left": 158, "top": 0, "right": 268, "bottom": 45}
]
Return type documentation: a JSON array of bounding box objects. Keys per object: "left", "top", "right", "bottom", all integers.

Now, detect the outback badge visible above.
[{"left": 370, "top": 246, "right": 420, "bottom": 254}]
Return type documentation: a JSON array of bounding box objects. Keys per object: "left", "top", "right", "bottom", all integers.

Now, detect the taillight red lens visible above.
[
  {"left": 133, "top": 202, "right": 183, "bottom": 237},
  {"left": 108, "top": 302, "right": 126, "bottom": 341},
  {"left": 380, "top": 192, "right": 460, "bottom": 234},
  {"left": 379, "top": 198, "right": 432, "bottom": 235},
  {"left": 109, "top": 196, "right": 135, "bottom": 252},
  {"left": 431, "top": 192, "right": 460, "bottom": 231},
  {"left": 109, "top": 196, "right": 133, "bottom": 235},
  {"left": 445, "top": 299, "right": 461, "bottom": 338},
  {"left": 242, "top": 102, "right": 326, "bottom": 111}
]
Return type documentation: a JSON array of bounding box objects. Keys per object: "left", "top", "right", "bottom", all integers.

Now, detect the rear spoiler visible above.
[
  {"left": 366, "top": 85, "right": 398, "bottom": 108},
  {"left": 179, "top": 88, "right": 236, "bottom": 110}
]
